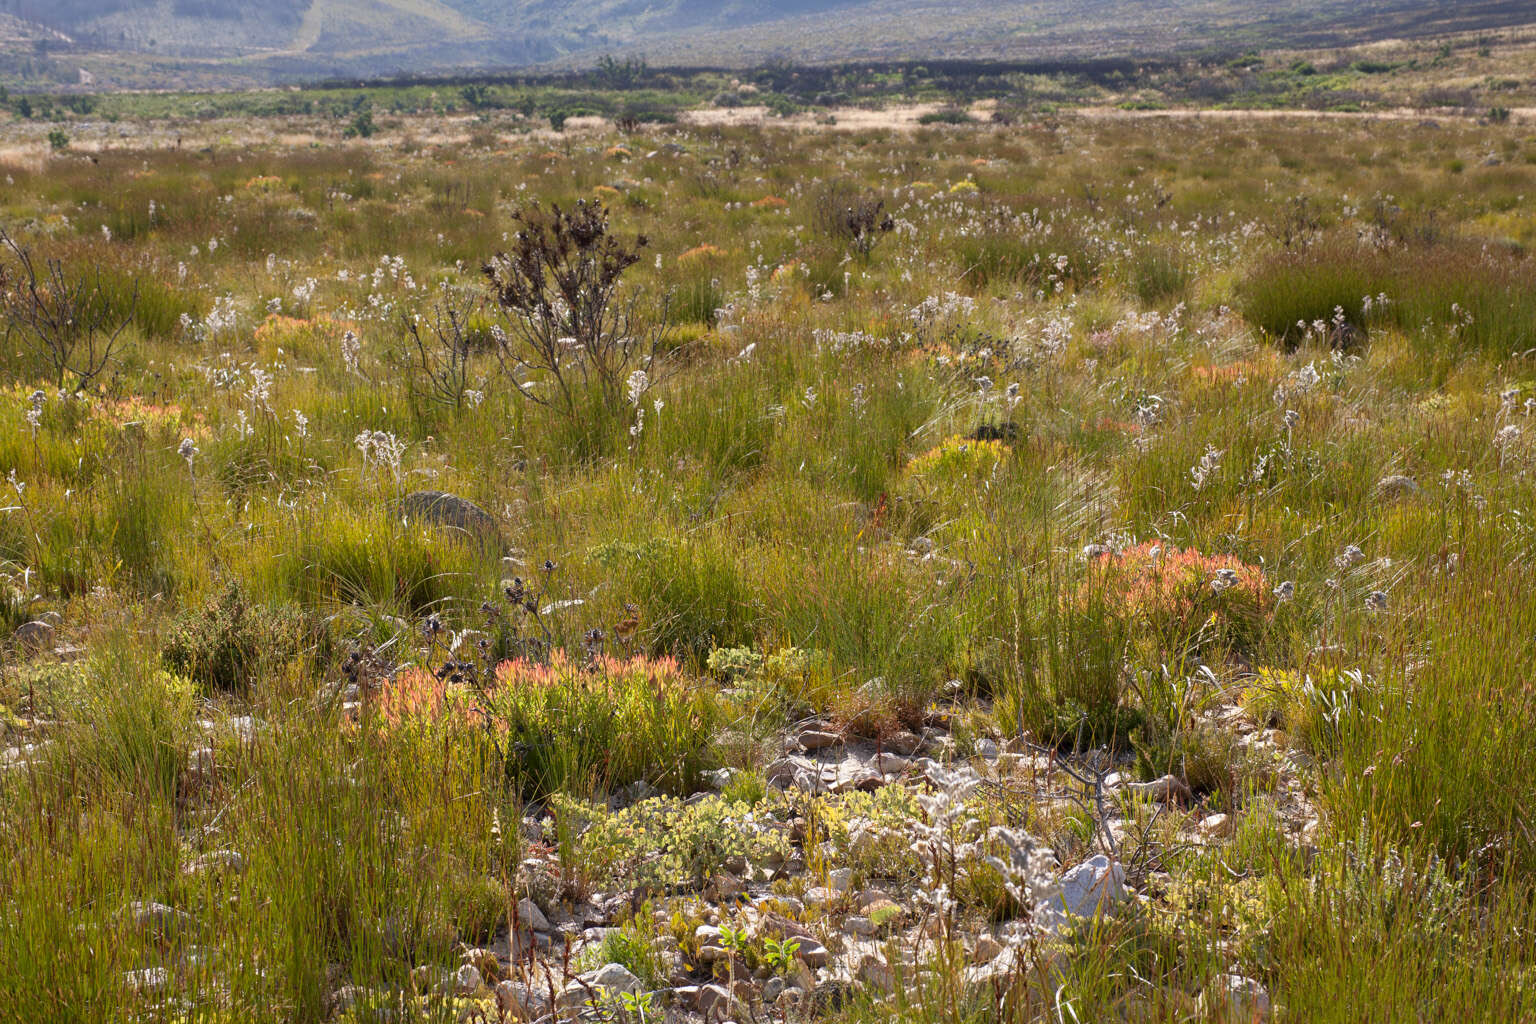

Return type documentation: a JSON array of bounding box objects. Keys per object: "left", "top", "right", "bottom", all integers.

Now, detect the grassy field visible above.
[{"left": 3, "top": 102, "right": 1536, "bottom": 1023}]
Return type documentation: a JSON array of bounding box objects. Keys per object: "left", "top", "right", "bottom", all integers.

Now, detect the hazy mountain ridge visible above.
[{"left": 0, "top": 0, "right": 1531, "bottom": 88}]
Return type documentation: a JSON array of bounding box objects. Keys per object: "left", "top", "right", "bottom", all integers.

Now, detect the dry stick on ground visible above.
[
  {"left": 0, "top": 228, "right": 136, "bottom": 394},
  {"left": 1026, "top": 741, "right": 1121, "bottom": 859}
]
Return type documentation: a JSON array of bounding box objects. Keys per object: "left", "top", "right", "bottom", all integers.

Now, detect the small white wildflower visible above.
[
  {"left": 625, "top": 370, "right": 649, "bottom": 406},
  {"left": 355, "top": 430, "right": 405, "bottom": 476},
  {"left": 1273, "top": 580, "right": 1295, "bottom": 602},
  {"left": 1190, "top": 445, "right": 1223, "bottom": 491},
  {"left": 1292, "top": 362, "right": 1321, "bottom": 393},
  {"left": 341, "top": 331, "right": 361, "bottom": 375},
  {"left": 1336, "top": 544, "right": 1365, "bottom": 569},
  {"left": 247, "top": 367, "right": 274, "bottom": 413},
  {"left": 178, "top": 437, "right": 198, "bottom": 468},
  {"left": 24, "top": 389, "right": 44, "bottom": 435},
  {"left": 1211, "top": 568, "right": 1240, "bottom": 593},
  {"left": 1365, "top": 591, "right": 1388, "bottom": 612}
]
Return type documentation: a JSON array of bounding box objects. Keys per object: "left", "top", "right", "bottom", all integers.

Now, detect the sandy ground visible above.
[{"left": 0, "top": 101, "right": 1529, "bottom": 168}]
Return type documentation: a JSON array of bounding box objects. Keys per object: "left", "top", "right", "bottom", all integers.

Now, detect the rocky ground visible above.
[{"left": 2, "top": 656, "right": 1306, "bottom": 1022}]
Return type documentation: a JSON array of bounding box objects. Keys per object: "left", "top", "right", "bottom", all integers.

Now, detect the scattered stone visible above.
[
  {"left": 1197, "top": 813, "right": 1231, "bottom": 839},
  {"left": 181, "top": 849, "right": 244, "bottom": 877},
  {"left": 12, "top": 620, "right": 55, "bottom": 653},
  {"left": 706, "top": 871, "right": 743, "bottom": 900},
  {"left": 398, "top": 491, "right": 499, "bottom": 544},
  {"left": 793, "top": 726, "right": 842, "bottom": 751},
  {"left": 451, "top": 963, "right": 483, "bottom": 996},
  {"left": 872, "top": 752, "right": 909, "bottom": 775},
  {"left": 1127, "top": 774, "right": 1192, "bottom": 803},
  {"left": 495, "top": 979, "right": 549, "bottom": 1020},
  {"left": 827, "top": 868, "right": 853, "bottom": 893},
  {"left": 586, "top": 962, "right": 643, "bottom": 995},
  {"left": 972, "top": 936, "right": 1004, "bottom": 963},
  {"left": 830, "top": 757, "right": 882, "bottom": 793},
  {"left": 1203, "top": 974, "right": 1271, "bottom": 1021},
  {"left": 1054, "top": 854, "right": 1126, "bottom": 919},
  {"left": 974, "top": 738, "right": 1000, "bottom": 760},
  {"left": 556, "top": 980, "right": 588, "bottom": 1009},
  {"left": 462, "top": 947, "right": 500, "bottom": 983},
  {"left": 516, "top": 897, "right": 550, "bottom": 933},
  {"left": 1, "top": 742, "right": 44, "bottom": 768},
  {"left": 123, "top": 966, "right": 170, "bottom": 995},
  {"left": 696, "top": 982, "right": 750, "bottom": 1018},
  {"left": 125, "top": 901, "right": 194, "bottom": 941},
  {"left": 858, "top": 955, "right": 896, "bottom": 993},
  {"left": 796, "top": 938, "right": 830, "bottom": 968},
  {"left": 763, "top": 976, "right": 786, "bottom": 1003},
  {"left": 1376, "top": 475, "right": 1420, "bottom": 500},
  {"left": 766, "top": 755, "right": 824, "bottom": 793},
  {"left": 884, "top": 730, "right": 922, "bottom": 756},
  {"left": 220, "top": 716, "right": 262, "bottom": 743},
  {"left": 844, "top": 915, "right": 876, "bottom": 936}
]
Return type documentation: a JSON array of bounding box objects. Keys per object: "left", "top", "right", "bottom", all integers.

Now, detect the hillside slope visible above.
[{"left": 0, "top": 0, "right": 1532, "bottom": 88}]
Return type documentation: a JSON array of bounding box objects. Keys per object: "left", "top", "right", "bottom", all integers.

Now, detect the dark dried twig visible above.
[
  {"left": 1, "top": 228, "right": 135, "bottom": 393},
  {"left": 402, "top": 293, "right": 482, "bottom": 409}
]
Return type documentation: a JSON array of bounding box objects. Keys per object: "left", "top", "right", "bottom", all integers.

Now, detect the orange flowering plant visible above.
[
  {"left": 373, "top": 651, "right": 723, "bottom": 801},
  {"left": 1085, "top": 541, "right": 1272, "bottom": 656}
]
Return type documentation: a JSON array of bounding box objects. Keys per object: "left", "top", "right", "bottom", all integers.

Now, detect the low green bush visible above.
[{"left": 161, "top": 581, "right": 315, "bottom": 693}]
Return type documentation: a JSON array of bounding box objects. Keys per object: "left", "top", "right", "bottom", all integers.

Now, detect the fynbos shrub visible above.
[
  {"left": 161, "top": 582, "right": 314, "bottom": 693},
  {"left": 483, "top": 199, "right": 668, "bottom": 416}
]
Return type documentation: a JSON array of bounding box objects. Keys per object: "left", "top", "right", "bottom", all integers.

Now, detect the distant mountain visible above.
[{"left": 0, "top": 0, "right": 1532, "bottom": 89}]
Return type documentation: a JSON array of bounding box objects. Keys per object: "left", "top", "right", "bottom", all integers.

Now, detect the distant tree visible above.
[
  {"left": 594, "top": 55, "right": 647, "bottom": 89},
  {"left": 344, "top": 110, "right": 376, "bottom": 139},
  {"left": 460, "top": 84, "right": 495, "bottom": 110}
]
